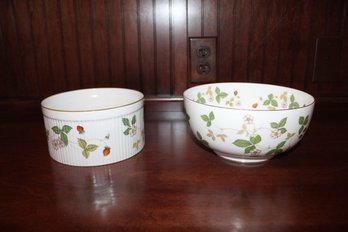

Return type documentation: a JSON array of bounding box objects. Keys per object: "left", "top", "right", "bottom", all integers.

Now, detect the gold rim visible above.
[{"left": 42, "top": 97, "right": 144, "bottom": 113}]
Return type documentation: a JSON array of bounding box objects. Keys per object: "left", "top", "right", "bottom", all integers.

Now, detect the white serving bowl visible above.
[
  {"left": 41, "top": 88, "right": 145, "bottom": 166},
  {"left": 184, "top": 83, "right": 315, "bottom": 164}
]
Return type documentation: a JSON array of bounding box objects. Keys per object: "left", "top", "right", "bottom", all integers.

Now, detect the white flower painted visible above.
[
  {"left": 243, "top": 114, "right": 254, "bottom": 124},
  {"left": 271, "top": 129, "right": 282, "bottom": 139}
]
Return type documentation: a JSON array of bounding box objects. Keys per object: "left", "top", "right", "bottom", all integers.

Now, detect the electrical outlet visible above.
[
  {"left": 189, "top": 37, "right": 217, "bottom": 83},
  {"left": 313, "top": 37, "right": 342, "bottom": 82}
]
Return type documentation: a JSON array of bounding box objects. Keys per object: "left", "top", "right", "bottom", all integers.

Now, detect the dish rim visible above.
[
  {"left": 183, "top": 82, "right": 315, "bottom": 112},
  {"left": 41, "top": 88, "right": 144, "bottom": 113}
]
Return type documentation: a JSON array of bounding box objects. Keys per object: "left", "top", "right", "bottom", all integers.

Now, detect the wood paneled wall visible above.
[{"left": 0, "top": 0, "right": 347, "bottom": 99}]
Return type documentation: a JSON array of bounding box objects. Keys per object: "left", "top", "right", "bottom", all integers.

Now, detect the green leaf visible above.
[
  {"left": 277, "top": 141, "right": 286, "bottom": 149},
  {"left": 209, "top": 111, "right": 215, "bottom": 121},
  {"left": 78, "top": 138, "right": 87, "bottom": 149},
  {"left": 216, "top": 95, "right": 221, "bottom": 103},
  {"left": 278, "top": 118, "right": 287, "bottom": 128},
  {"left": 271, "top": 122, "right": 279, "bottom": 129},
  {"left": 85, "top": 144, "right": 98, "bottom": 152},
  {"left": 293, "top": 102, "right": 300, "bottom": 109},
  {"left": 245, "top": 145, "right": 256, "bottom": 154},
  {"left": 197, "top": 131, "right": 203, "bottom": 140},
  {"left": 197, "top": 93, "right": 205, "bottom": 103},
  {"left": 82, "top": 150, "right": 90, "bottom": 159},
  {"left": 271, "top": 99, "right": 278, "bottom": 107},
  {"left": 290, "top": 94, "right": 295, "bottom": 102},
  {"left": 250, "top": 135, "right": 261, "bottom": 144},
  {"left": 215, "top": 87, "right": 220, "bottom": 94},
  {"left": 202, "top": 140, "right": 209, "bottom": 147},
  {"left": 290, "top": 102, "right": 300, "bottom": 109},
  {"left": 60, "top": 133, "right": 68, "bottom": 146},
  {"left": 216, "top": 93, "right": 228, "bottom": 103},
  {"left": 299, "top": 116, "right": 305, "bottom": 125},
  {"left": 196, "top": 132, "right": 209, "bottom": 147},
  {"left": 304, "top": 115, "right": 309, "bottom": 125},
  {"left": 201, "top": 114, "right": 212, "bottom": 127},
  {"left": 266, "top": 149, "right": 276, "bottom": 156},
  {"left": 201, "top": 115, "right": 210, "bottom": 122},
  {"left": 268, "top": 94, "right": 274, "bottom": 100},
  {"left": 62, "top": 125, "right": 72, "bottom": 134},
  {"left": 279, "top": 128, "right": 287, "bottom": 134},
  {"left": 122, "top": 118, "right": 130, "bottom": 127},
  {"left": 263, "top": 100, "right": 271, "bottom": 105},
  {"left": 123, "top": 127, "right": 131, "bottom": 135},
  {"left": 52, "top": 126, "right": 61, "bottom": 135},
  {"left": 220, "top": 92, "right": 228, "bottom": 98},
  {"left": 131, "top": 115, "right": 136, "bottom": 125},
  {"left": 198, "top": 97, "right": 206, "bottom": 104},
  {"left": 299, "top": 125, "right": 304, "bottom": 135},
  {"left": 233, "top": 139, "right": 252, "bottom": 148}
]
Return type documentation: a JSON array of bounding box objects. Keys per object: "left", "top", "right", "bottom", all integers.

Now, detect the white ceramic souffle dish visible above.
[
  {"left": 41, "top": 88, "right": 145, "bottom": 166},
  {"left": 183, "top": 82, "right": 315, "bottom": 164}
]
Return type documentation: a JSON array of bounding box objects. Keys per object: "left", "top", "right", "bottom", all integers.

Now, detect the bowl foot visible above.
[{"left": 214, "top": 150, "right": 269, "bottom": 164}]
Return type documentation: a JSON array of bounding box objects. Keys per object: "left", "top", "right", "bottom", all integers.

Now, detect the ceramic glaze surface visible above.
[
  {"left": 184, "top": 83, "right": 315, "bottom": 163},
  {"left": 41, "top": 88, "right": 145, "bottom": 166}
]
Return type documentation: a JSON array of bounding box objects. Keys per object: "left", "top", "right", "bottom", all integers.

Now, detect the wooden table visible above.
[{"left": 1, "top": 101, "right": 348, "bottom": 231}]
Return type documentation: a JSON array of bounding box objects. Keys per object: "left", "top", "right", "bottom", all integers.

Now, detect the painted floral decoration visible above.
[
  {"left": 194, "top": 85, "right": 303, "bottom": 110},
  {"left": 194, "top": 110, "right": 309, "bottom": 157},
  {"left": 122, "top": 115, "right": 144, "bottom": 151},
  {"left": 47, "top": 124, "right": 109, "bottom": 159}
]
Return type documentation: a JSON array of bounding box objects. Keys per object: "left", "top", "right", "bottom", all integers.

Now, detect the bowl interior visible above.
[
  {"left": 42, "top": 88, "right": 144, "bottom": 112},
  {"left": 184, "top": 83, "right": 314, "bottom": 111}
]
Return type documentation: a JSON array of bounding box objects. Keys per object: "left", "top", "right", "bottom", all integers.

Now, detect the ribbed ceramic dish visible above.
[
  {"left": 41, "top": 88, "right": 145, "bottom": 166},
  {"left": 184, "top": 83, "right": 315, "bottom": 164}
]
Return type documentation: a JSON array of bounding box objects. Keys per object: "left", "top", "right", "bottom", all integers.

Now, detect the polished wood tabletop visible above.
[{"left": 1, "top": 101, "right": 348, "bottom": 231}]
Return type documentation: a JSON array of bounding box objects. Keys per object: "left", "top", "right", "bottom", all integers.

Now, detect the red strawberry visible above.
[
  {"left": 234, "top": 90, "right": 238, "bottom": 96},
  {"left": 77, "top": 125, "right": 84, "bottom": 134},
  {"left": 252, "top": 103, "right": 258, "bottom": 108},
  {"left": 103, "top": 147, "right": 111, "bottom": 156}
]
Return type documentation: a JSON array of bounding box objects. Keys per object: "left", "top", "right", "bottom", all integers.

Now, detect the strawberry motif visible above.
[
  {"left": 77, "top": 125, "right": 84, "bottom": 134},
  {"left": 103, "top": 147, "right": 111, "bottom": 156}
]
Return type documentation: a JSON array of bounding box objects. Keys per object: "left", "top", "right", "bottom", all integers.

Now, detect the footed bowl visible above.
[{"left": 183, "top": 83, "right": 315, "bottom": 164}]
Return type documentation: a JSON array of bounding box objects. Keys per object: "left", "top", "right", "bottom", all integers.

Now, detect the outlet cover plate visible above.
[{"left": 189, "top": 37, "right": 217, "bottom": 83}]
